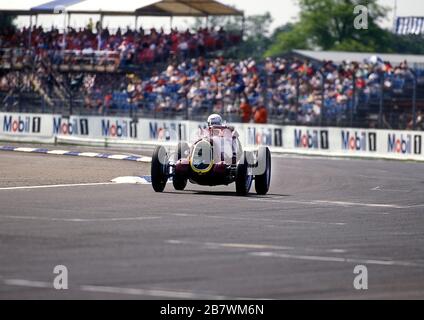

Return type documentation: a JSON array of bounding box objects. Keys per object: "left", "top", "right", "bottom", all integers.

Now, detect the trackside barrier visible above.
[
  {"left": 0, "top": 112, "right": 56, "bottom": 143},
  {"left": 1, "top": 112, "right": 423, "bottom": 162}
]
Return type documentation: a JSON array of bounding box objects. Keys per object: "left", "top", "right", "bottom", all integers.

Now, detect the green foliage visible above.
[
  {"left": 331, "top": 38, "right": 377, "bottom": 52},
  {"left": 265, "top": 0, "right": 424, "bottom": 56},
  {"left": 387, "top": 34, "right": 424, "bottom": 54},
  {"left": 298, "top": 0, "right": 387, "bottom": 49},
  {"left": 266, "top": 23, "right": 309, "bottom": 57},
  {"left": 194, "top": 0, "right": 424, "bottom": 59}
]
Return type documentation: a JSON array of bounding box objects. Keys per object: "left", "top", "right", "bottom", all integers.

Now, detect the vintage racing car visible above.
[{"left": 151, "top": 123, "right": 271, "bottom": 196}]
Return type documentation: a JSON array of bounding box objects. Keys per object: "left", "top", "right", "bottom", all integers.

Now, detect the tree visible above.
[
  {"left": 386, "top": 33, "right": 424, "bottom": 55},
  {"left": 266, "top": 23, "right": 309, "bottom": 56},
  {"left": 238, "top": 12, "right": 274, "bottom": 59},
  {"left": 191, "top": 12, "right": 274, "bottom": 59},
  {"left": 266, "top": 0, "right": 392, "bottom": 56}
]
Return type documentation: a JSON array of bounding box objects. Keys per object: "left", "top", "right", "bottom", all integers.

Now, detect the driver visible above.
[
  {"left": 207, "top": 114, "right": 224, "bottom": 127},
  {"left": 207, "top": 114, "right": 240, "bottom": 164},
  {"left": 207, "top": 114, "right": 238, "bottom": 136}
]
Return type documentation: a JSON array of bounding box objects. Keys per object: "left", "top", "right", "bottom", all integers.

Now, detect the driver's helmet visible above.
[{"left": 207, "top": 114, "right": 223, "bottom": 127}]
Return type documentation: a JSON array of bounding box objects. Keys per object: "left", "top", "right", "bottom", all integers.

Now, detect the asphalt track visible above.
[{"left": 1, "top": 147, "right": 424, "bottom": 300}]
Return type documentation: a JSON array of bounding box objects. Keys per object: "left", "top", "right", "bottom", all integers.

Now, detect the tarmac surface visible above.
[{"left": 1, "top": 146, "right": 424, "bottom": 299}]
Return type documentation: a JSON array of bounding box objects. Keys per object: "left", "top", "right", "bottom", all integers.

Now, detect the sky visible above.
[{"left": 14, "top": 0, "right": 424, "bottom": 32}]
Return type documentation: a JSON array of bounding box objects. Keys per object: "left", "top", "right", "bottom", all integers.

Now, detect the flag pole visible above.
[{"left": 393, "top": 0, "right": 398, "bottom": 29}]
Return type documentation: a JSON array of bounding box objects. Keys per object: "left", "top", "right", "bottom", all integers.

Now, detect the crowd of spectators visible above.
[
  {"left": 65, "top": 57, "right": 271, "bottom": 122},
  {"left": 60, "top": 55, "right": 418, "bottom": 125},
  {"left": 261, "top": 55, "right": 414, "bottom": 124},
  {"left": 0, "top": 27, "right": 421, "bottom": 126},
  {"left": 0, "top": 24, "right": 242, "bottom": 68}
]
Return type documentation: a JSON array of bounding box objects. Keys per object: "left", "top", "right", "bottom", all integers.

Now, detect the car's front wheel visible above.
[
  {"left": 255, "top": 147, "right": 271, "bottom": 195},
  {"left": 151, "top": 146, "right": 168, "bottom": 193}
]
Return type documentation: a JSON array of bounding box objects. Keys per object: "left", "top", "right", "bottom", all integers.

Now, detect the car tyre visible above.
[
  {"left": 236, "top": 152, "right": 253, "bottom": 196},
  {"left": 173, "top": 175, "right": 187, "bottom": 191},
  {"left": 255, "top": 147, "right": 271, "bottom": 195},
  {"left": 151, "top": 146, "right": 168, "bottom": 193},
  {"left": 173, "top": 142, "right": 190, "bottom": 191}
]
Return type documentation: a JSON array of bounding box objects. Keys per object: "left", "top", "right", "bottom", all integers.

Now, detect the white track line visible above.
[
  {"left": 250, "top": 252, "right": 424, "bottom": 268},
  {"left": 0, "top": 182, "right": 115, "bottom": 191},
  {"left": 166, "top": 240, "right": 347, "bottom": 255},
  {"left": 166, "top": 240, "right": 422, "bottom": 268},
  {"left": 107, "top": 155, "right": 131, "bottom": 160},
  {"left": 248, "top": 198, "right": 413, "bottom": 210},
  {"left": 371, "top": 186, "right": 412, "bottom": 193},
  {"left": 313, "top": 200, "right": 405, "bottom": 209},
  {"left": 79, "top": 285, "right": 239, "bottom": 300},
  {"left": 47, "top": 150, "right": 69, "bottom": 155},
  {"left": 0, "top": 215, "right": 160, "bottom": 223},
  {"left": 3, "top": 279, "right": 253, "bottom": 300},
  {"left": 14, "top": 148, "right": 38, "bottom": 153},
  {"left": 205, "top": 215, "right": 346, "bottom": 226},
  {"left": 2, "top": 146, "right": 152, "bottom": 162},
  {"left": 166, "top": 239, "right": 293, "bottom": 251},
  {"left": 162, "top": 212, "right": 345, "bottom": 226},
  {"left": 78, "top": 152, "right": 100, "bottom": 158},
  {"left": 5, "top": 279, "right": 52, "bottom": 288}
]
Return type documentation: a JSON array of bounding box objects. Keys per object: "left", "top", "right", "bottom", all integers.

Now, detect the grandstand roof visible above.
[
  {"left": 135, "top": 0, "right": 243, "bottom": 17},
  {"left": 290, "top": 50, "right": 424, "bottom": 67},
  {"left": 0, "top": 0, "right": 48, "bottom": 14},
  {"left": 0, "top": 0, "right": 243, "bottom": 16}
]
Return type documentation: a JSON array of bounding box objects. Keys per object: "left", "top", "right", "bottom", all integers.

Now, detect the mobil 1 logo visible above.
[
  {"left": 294, "top": 129, "right": 329, "bottom": 150},
  {"left": 388, "top": 133, "right": 422, "bottom": 155},
  {"left": 341, "top": 130, "right": 377, "bottom": 152}
]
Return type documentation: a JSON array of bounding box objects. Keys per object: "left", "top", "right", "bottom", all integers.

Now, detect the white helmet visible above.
[{"left": 207, "top": 114, "right": 223, "bottom": 126}]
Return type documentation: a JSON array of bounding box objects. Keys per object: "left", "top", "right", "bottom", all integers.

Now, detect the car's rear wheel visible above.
[
  {"left": 255, "top": 147, "right": 271, "bottom": 195},
  {"left": 151, "top": 146, "right": 168, "bottom": 193},
  {"left": 236, "top": 152, "right": 253, "bottom": 196}
]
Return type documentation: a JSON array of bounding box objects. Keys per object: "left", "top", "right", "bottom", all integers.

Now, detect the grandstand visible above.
[{"left": 1, "top": 1, "right": 424, "bottom": 130}]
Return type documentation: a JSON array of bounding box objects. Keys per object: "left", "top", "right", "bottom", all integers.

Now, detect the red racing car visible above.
[{"left": 151, "top": 123, "right": 271, "bottom": 196}]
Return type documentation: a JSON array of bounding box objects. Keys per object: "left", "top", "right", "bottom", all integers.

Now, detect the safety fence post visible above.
[
  {"left": 378, "top": 70, "right": 385, "bottom": 129},
  {"left": 409, "top": 68, "right": 418, "bottom": 130},
  {"left": 351, "top": 73, "right": 357, "bottom": 127},
  {"left": 318, "top": 68, "right": 325, "bottom": 127}
]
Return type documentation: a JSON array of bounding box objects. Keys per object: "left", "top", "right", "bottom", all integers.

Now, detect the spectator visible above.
[
  {"left": 239, "top": 97, "right": 252, "bottom": 123},
  {"left": 254, "top": 104, "right": 268, "bottom": 124},
  {"left": 0, "top": 25, "right": 242, "bottom": 68}
]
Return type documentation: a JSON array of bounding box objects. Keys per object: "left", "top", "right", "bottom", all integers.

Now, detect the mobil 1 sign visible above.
[
  {"left": 386, "top": 132, "right": 422, "bottom": 155},
  {"left": 0, "top": 112, "right": 51, "bottom": 136},
  {"left": 53, "top": 116, "right": 89, "bottom": 136},
  {"left": 341, "top": 130, "right": 377, "bottom": 152},
  {"left": 293, "top": 128, "right": 329, "bottom": 150},
  {"left": 246, "top": 126, "right": 283, "bottom": 147}
]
